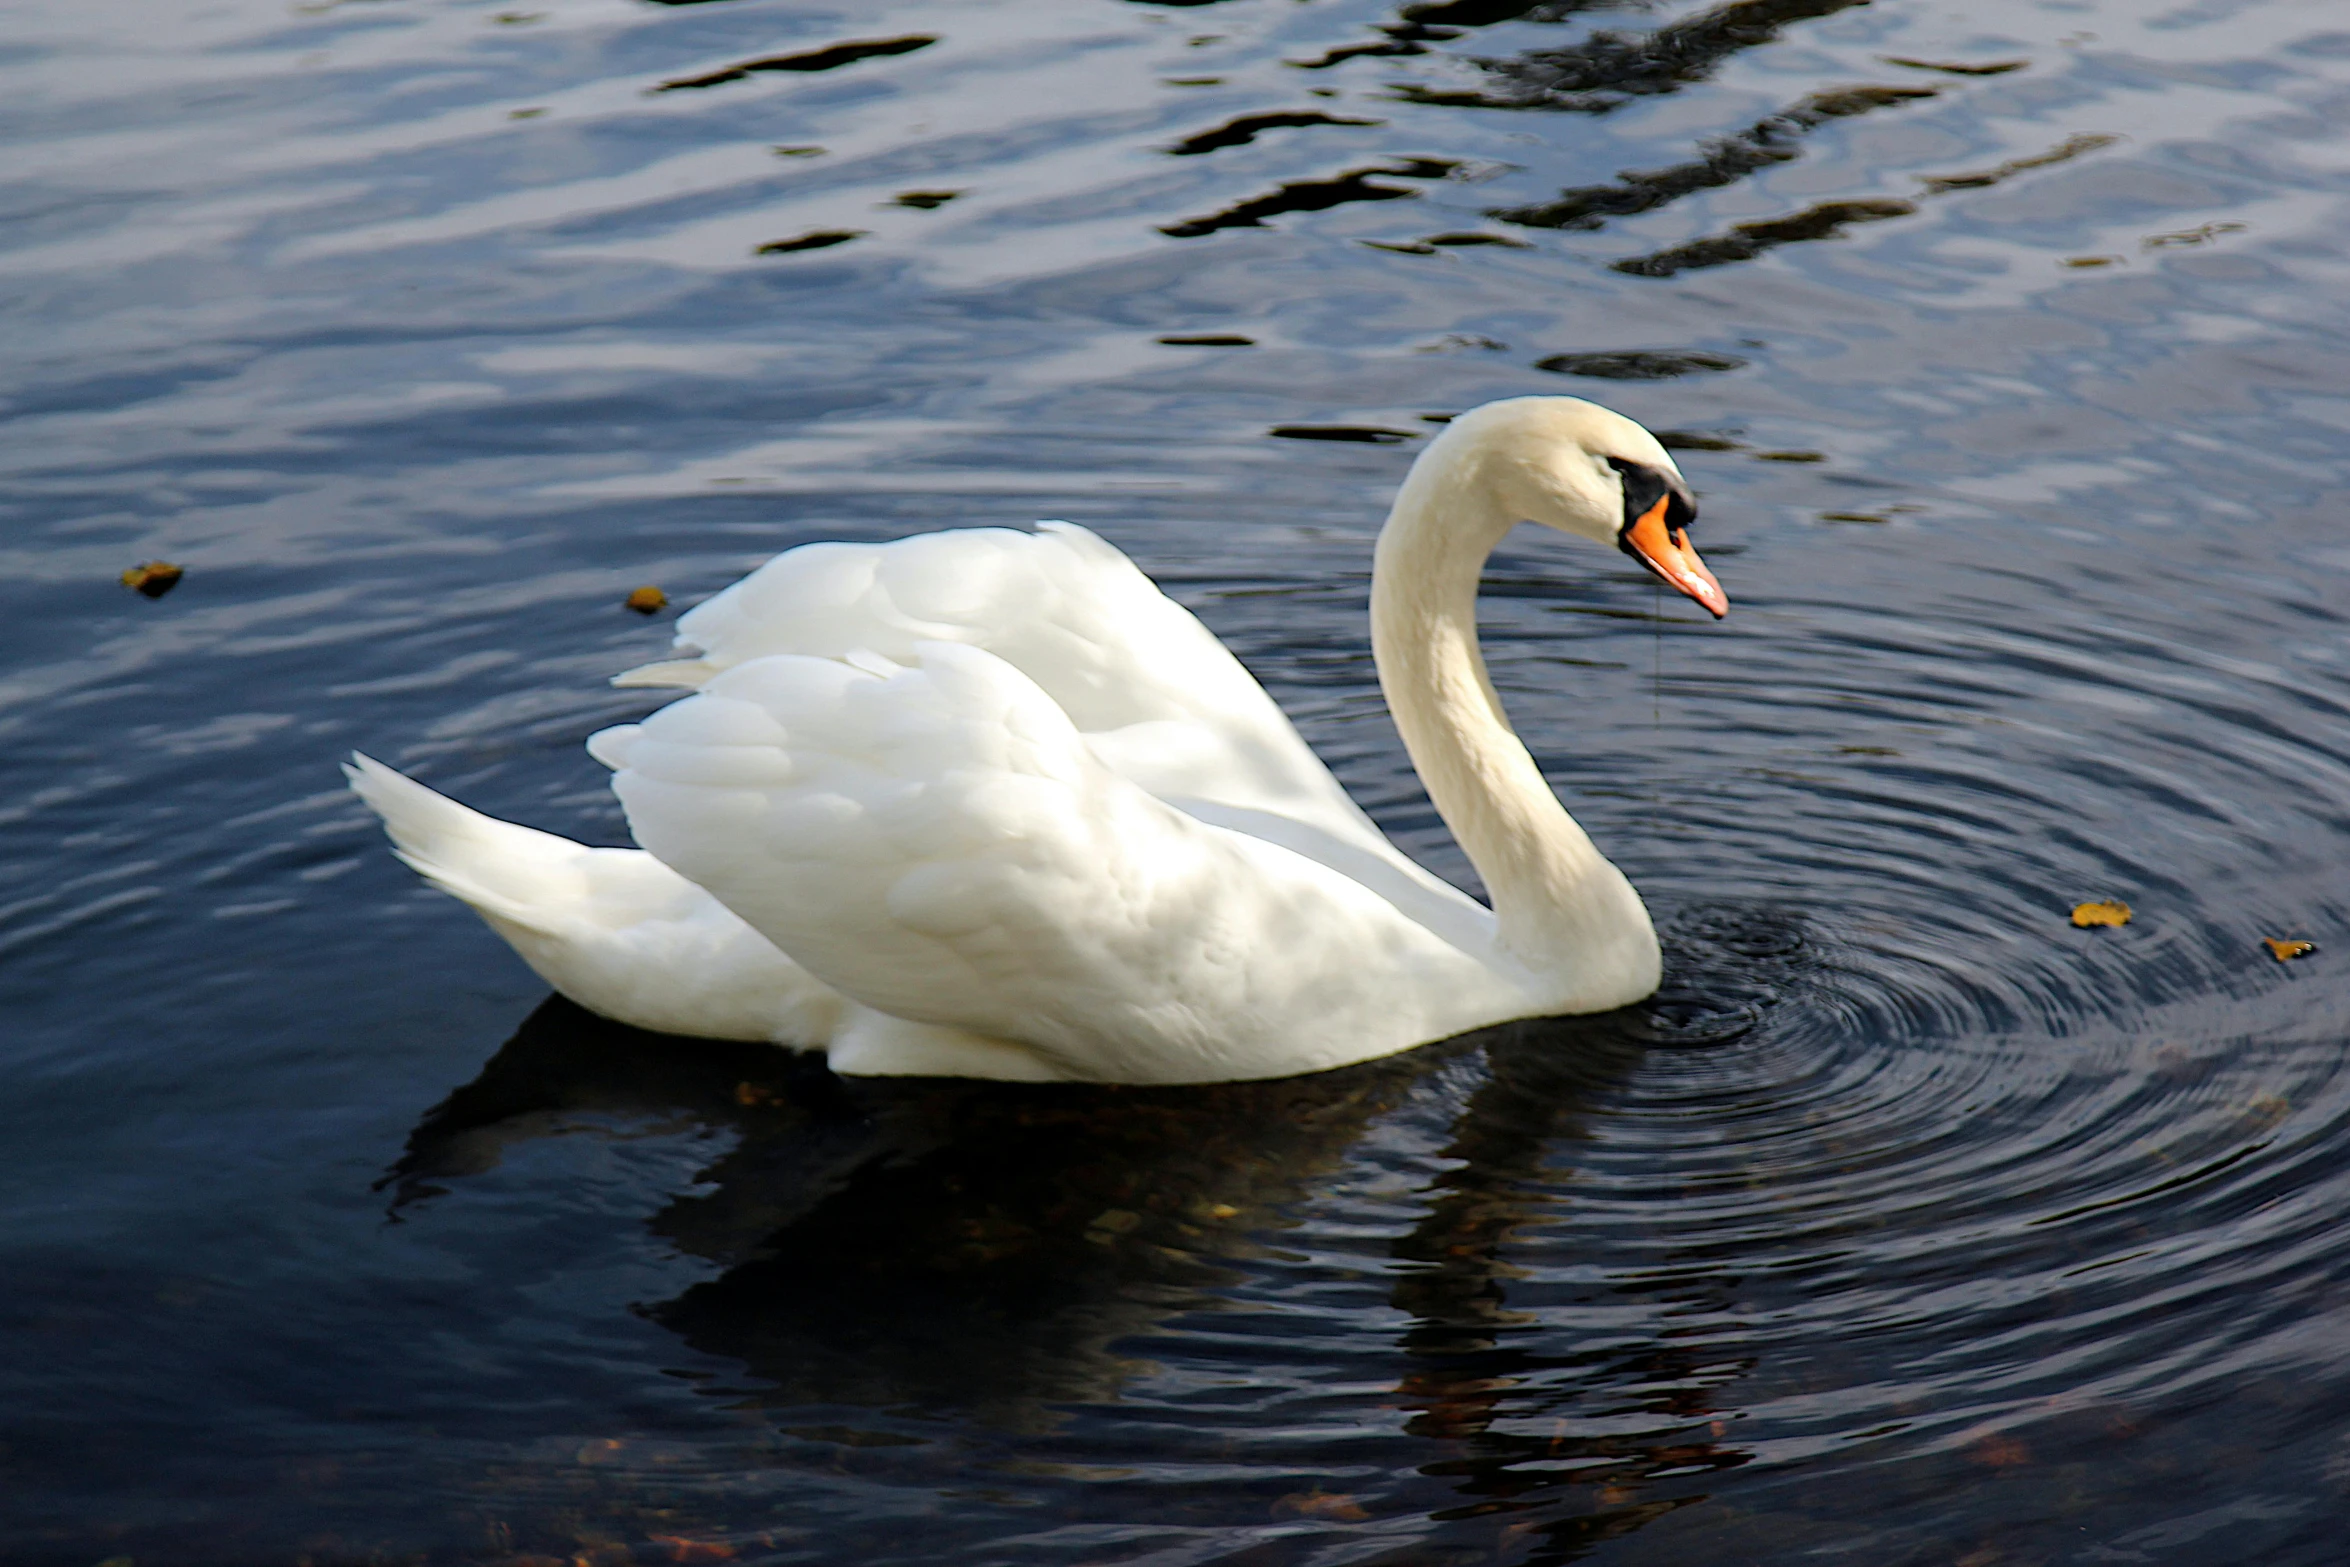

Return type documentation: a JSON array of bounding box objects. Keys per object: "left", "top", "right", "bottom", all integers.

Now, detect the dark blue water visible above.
[{"left": 6, "top": 0, "right": 2350, "bottom": 1561}]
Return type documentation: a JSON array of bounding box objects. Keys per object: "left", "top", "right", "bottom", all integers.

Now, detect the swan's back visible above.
[
  {"left": 674, "top": 525, "right": 1217, "bottom": 732},
  {"left": 616, "top": 524, "right": 1473, "bottom": 921}
]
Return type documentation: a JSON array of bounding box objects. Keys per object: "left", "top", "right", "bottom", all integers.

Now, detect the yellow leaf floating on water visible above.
[
  {"left": 2070, "top": 900, "right": 2132, "bottom": 929},
  {"left": 625, "top": 585, "right": 668, "bottom": 614},
  {"left": 121, "top": 560, "right": 184, "bottom": 598},
  {"left": 2263, "top": 938, "right": 2315, "bottom": 962}
]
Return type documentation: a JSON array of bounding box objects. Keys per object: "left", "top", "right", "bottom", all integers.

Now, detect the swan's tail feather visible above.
[
  {"left": 611, "top": 657, "right": 720, "bottom": 690},
  {"left": 344, "top": 753, "right": 577, "bottom": 936}
]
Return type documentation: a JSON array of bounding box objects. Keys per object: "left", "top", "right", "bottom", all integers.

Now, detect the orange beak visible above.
[{"left": 1622, "top": 496, "right": 1728, "bottom": 618}]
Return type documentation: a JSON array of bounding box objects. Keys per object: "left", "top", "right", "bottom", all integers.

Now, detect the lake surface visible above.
[{"left": 5, "top": 0, "right": 2350, "bottom": 1561}]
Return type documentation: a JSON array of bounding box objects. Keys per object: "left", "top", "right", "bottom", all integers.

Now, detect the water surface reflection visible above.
[{"left": 396, "top": 998, "right": 1454, "bottom": 1421}]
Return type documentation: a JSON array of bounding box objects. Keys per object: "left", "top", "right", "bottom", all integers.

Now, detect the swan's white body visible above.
[{"left": 352, "top": 397, "right": 1722, "bottom": 1083}]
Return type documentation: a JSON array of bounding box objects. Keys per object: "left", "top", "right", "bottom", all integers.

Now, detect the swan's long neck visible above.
[{"left": 1370, "top": 443, "right": 1655, "bottom": 982}]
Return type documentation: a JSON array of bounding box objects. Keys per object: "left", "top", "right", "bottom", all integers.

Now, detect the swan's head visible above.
[{"left": 1438, "top": 395, "right": 1727, "bottom": 618}]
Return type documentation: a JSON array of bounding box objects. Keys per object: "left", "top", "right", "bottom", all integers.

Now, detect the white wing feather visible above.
[
  {"left": 609, "top": 522, "right": 1484, "bottom": 936},
  {"left": 604, "top": 642, "right": 1527, "bottom": 1083},
  {"left": 345, "top": 754, "right": 841, "bottom": 1046}
]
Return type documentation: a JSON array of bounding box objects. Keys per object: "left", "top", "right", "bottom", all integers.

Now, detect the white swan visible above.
[{"left": 350, "top": 396, "right": 1726, "bottom": 1083}]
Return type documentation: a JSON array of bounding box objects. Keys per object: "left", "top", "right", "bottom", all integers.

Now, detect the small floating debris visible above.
[
  {"left": 2263, "top": 937, "right": 2316, "bottom": 963},
  {"left": 891, "top": 189, "right": 960, "bottom": 209},
  {"left": 1755, "top": 449, "right": 1827, "bottom": 463},
  {"left": 121, "top": 561, "right": 184, "bottom": 599},
  {"left": 625, "top": 585, "right": 668, "bottom": 614},
  {"left": 2062, "top": 255, "right": 2124, "bottom": 268},
  {"left": 1156, "top": 332, "right": 1255, "bottom": 347},
  {"left": 2071, "top": 899, "right": 2132, "bottom": 929},
  {"left": 770, "top": 144, "right": 825, "bottom": 158},
  {"left": 508, "top": 106, "right": 546, "bottom": 119},
  {"left": 754, "top": 229, "right": 863, "bottom": 255}
]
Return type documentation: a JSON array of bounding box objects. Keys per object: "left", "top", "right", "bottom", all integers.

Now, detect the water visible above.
[{"left": 4, "top": 0, "right": 2349, "bottom": 1560}]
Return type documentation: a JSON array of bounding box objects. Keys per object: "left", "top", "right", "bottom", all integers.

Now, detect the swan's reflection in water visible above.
[
  {"left": 390, "top": 1000, "right": 1453, "bottom": 1417},
  {"left": 388, "top": 911, "right": 1797, "bottom": 1554},
  {"left": 1391, "top": 1035, "right": 1758, "bottom": 1559}
]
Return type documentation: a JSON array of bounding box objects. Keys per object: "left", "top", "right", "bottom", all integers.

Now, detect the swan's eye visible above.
[{"left": 1605, "top": 456, "right": 1696, "bottom": 537}]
